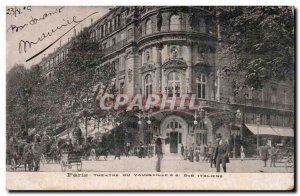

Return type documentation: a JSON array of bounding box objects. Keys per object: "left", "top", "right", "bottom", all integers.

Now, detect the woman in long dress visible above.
[{"left": 240, "top": 145, "right": 245, "bottom": 161}]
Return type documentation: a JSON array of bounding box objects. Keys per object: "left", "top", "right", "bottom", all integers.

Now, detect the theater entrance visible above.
[
  {"left": 160, "top": 115, "right": 188, "bottom": 154},
  {"left": 170, "top": 132, "right": 179, "bottom": 153}
]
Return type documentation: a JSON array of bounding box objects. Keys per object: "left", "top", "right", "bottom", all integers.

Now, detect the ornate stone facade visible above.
[{"left": 39, "top": 6, "right": 294, "bottom": 154}]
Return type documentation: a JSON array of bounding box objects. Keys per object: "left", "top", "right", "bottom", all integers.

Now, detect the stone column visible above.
[
  {"left": 138, "top": 52, "right": 143, "bottom": 94},
  {"left": 155, "top": 44, "right": 163, "bottom": 94},
  {"left": 186, "top": 44, "right": 193, "bottom": 93},
  {"left": 115, "top": 58, "right": 120, "bottom": 91}
]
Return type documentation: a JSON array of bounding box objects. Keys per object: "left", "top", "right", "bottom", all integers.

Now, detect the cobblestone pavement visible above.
[{"left": 7, "top": 154, "right": 293, "bottom": 173}]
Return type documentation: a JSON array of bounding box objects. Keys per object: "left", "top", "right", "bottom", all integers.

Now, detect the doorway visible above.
[{"left": 170, "top": 132, "right": 178, "bottom": 153}]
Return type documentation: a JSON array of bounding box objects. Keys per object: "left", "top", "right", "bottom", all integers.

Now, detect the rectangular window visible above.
[
  {"left": 196, "top": 133, "right": 207, "bottom": 145},
  {"left": 109, "top": 21, "right": 112, "bottom": 32},
  {"left": 100, "top": 26, "right": 103, "bottom": 38},
  {"left": 112, "top": 19, "right": 115, "bottom": 31},
  {"left": 121, "top": 31, "right": 126, "bottom": 40},
  {"left": 127, "top": 28, "right": 133, "bottom": 38},
  {"left": 120, "top": 82, "right": 125, "bottom": 94},
  {"left": 197, "top": 75, "right": 206, "bottom": 99},
  {"left": 271, "top": 88, "right": 277, "bottom": 103},
  {"left": 179, "top": 133, "right": 182, "bottom": 144},
  {"left": 112, "top": 38, "right": 116, "bottom": 45}
]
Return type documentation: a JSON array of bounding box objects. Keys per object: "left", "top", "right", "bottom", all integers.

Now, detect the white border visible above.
[{"left": 2, "top": 0, "right": 299, "bottom": 195}]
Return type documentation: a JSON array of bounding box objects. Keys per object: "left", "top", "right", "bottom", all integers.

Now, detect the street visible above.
[{"left": 7, "top": 154, "right": 293, "bottom": 173}]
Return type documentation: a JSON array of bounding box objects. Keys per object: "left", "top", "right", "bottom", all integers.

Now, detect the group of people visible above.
[
  {"left": 180, "top": 134, "right": 230, "bottom": 172},
  {"left": 7, "top": 131, "right": 53, "bottom": 171},
  {"left": 135, "top": 142, "right": 155, "bottom": 158},
  {"left": 260, "top": 144, "right": 278, "bottom": 167},
  {"left": 181, "top": 142, "right": 214, "bottom": 163}
]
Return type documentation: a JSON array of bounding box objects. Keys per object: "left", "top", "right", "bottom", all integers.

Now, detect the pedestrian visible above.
[
  {"left": 260, "top": 144, "right": 269, "bottom": 167},
  {"left": 32, "top": 134, "right": 43, "bottom": 171},
  {"left": 200, "top": 144, "right": 205, "bottom": 160},
  {"left": 214, "top": 134, "right": 230, "bottom": 172},
  {"left": 240, "top": 145, "right": 245, "bottom": 161},
  {"left": 206, "top": 142, "right": 213, "bottom": 162},
  {"left": 184, "top": 146, "right": 188, "bottom": 160},
  {"left": 181, "top": 144, "right": 184, "bottom": 156},
  {"left": 114, "top": 145, "right": 121, "bottom": 160},
  {"left": 210, "top": 142, "right": 217, "bottom": 168},
  {"left": 270, "top": 144, "right": 277, "bottom": 167},
  {"left": 125, "top": 142, "right": 130, "bottom": 157},
  {"left": 194, "top": 146, "right": 200, "bottom": 162},
  {"left": 139, "top": 142, "right": 143, "bottom": 158},
  {"left": 189, "top": 145, "right": 194, "bottom": 162},
  {"left": 155, "top": 136, "right": 163, "bottom": 172}
]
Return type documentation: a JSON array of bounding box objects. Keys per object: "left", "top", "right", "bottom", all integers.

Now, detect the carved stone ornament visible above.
[
  {"left": 128, "top": 69, "right": 133, "bottom": 82},
  {"left": 141, "top": 63, "right": 155, "bottom": 73},
  {"left": 163, "top": 59, "right": 187, "bottom": 70}
]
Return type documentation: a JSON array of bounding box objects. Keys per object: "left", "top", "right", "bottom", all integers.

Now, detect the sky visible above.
[{"left": 6, "top": 6, "right": 110, "bottom": 72}]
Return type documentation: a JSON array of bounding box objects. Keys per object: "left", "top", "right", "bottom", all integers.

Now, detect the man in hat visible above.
[
  {"left": 155, "top": 135, "right": 163, "bottom": 172},
  {"left": 214, "top": 133, "right": 230, "bottom": 172}
]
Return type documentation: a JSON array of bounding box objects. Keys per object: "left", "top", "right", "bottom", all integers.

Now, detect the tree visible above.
[
  {"left": 53, "top": 28, "right": 116, "bottom": 139},
  {"left": 220, "top": 6, "right": 294, "bottom": 89},
  {"left": 6, "top": 64, "right": 45, "bottom": 138}
]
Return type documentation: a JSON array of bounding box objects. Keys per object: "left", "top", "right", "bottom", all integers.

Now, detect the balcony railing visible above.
[
  {"left": 103, "top": 39, "right": 130, "bottom": 56},
  {"left": 139, "top": 24, "right": 216, "bottom": 40},
  {"left": 233, "top": 99, "right": 294, "bottom": 111}
]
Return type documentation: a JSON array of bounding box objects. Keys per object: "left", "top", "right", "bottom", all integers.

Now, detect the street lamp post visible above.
[
  {"left": 256, "top": 116, "right": 260, "bottom": 157},
  {"left": 233, "top": 129, "right": 236, "bottom": 159},
  {"left": 235, "top": 109, "right": 243, "bottom": 159},
  {"left": 137, "top": 111, "right": 151, "bottom": 143}
]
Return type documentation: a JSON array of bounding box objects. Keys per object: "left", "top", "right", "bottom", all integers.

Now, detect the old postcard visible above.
[{"left": 6, "top": 6, "right": 295, "bottom": 190}]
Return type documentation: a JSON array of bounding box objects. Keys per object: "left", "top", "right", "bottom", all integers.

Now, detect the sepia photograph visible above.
[{"left": 5, "top": 5, "right": 295, "bottom": 190}]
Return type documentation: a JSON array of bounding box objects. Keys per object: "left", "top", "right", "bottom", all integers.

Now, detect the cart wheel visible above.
[
  {"left": 60, "top": 161, "right": 67, "bottom": 172},
  {"left": 285, "top": 156, "right": 294, "bottom": 172},
  {"left": 11, "top": 159, "right": 16, "bottom": 171},
  {"left": 77, "top": 161, "right": 82, "bottom": 171}
]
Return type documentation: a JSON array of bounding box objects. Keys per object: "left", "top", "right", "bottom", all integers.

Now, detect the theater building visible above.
[{"left": 39, "top": 6, "right": 294, "bottom": 155}]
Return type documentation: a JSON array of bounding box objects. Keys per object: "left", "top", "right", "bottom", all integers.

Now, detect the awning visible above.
[
  {"left": 88, "top": 124, "right": 114, "bottom": 137},
  {"left": 271, "top": 126, "right": 294, "bottom": 137},
  {"left": 56, "top": 127, "right": 72, "bottom": 139},
  {"left": 245, "top": 124, "right": 279, "bottom": 136}
]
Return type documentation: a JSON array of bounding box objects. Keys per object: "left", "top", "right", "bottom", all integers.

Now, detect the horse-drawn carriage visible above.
[
  {"left": 60, "top": 150, "right": 83, "bottom": 171},
  {"left": 40, "top": 139, "right": 61, "bottom": 164},
  {"left": 276, "top": 146, "right": 294, "bottom": 172},
  {"left": 7, "top": 140, "right": 40, "bottom": 171},
  {"left": 84, "top": 140, "right": 109, "bottom": 161}
]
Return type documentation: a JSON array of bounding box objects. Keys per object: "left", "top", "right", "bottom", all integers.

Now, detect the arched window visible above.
[
  {"left": 145, "top": 51, "right": 151, "bottom": 62},
  {"left": 166, "top": 120, "right": 183, "bottom": 129},
  {"left": 167, "top": 71, "right": 181, "bottom": 97},
  {"left": 196, "top": 74, "right": 206, "bottom": 99},
  {"left": 145, "top": 19, "right": 152, "bottom": 35},
  {"left": 170, "top": 14, "right": 180, "bottom": 31},
  {"left": 199, "top": 18, "right": 207, "bottom": 33},
  {"left": 145, "top": 74, "right": 152, "bottom": 98}
]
